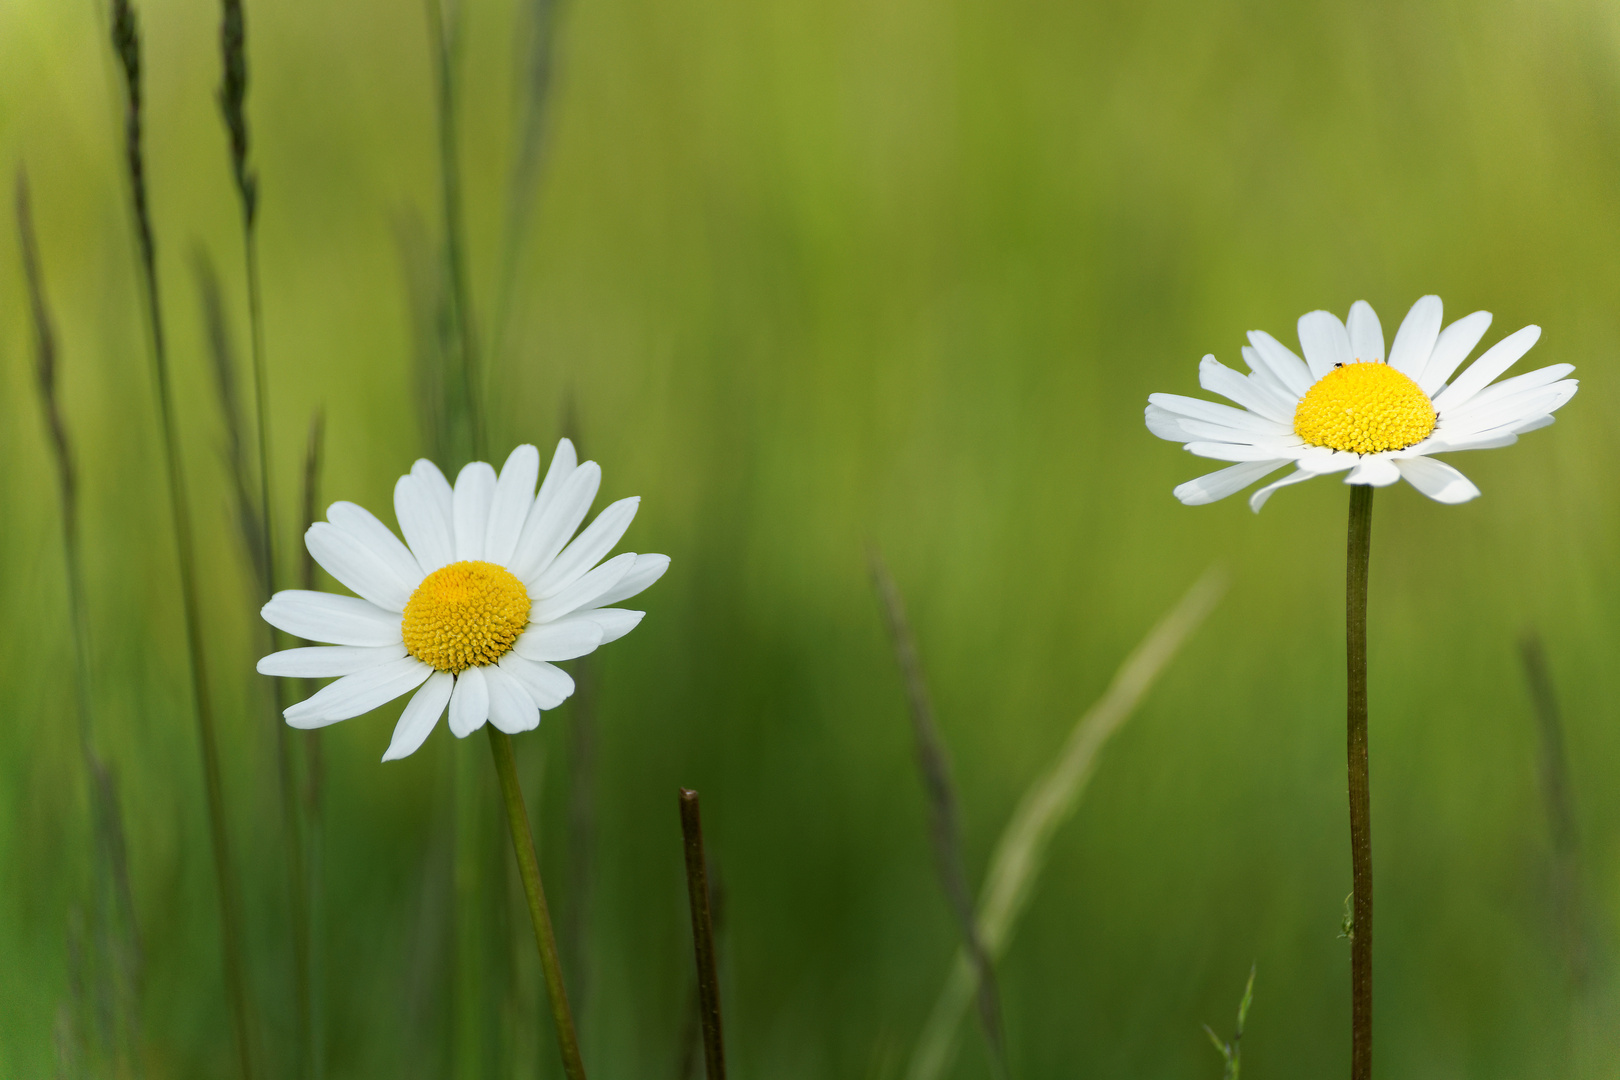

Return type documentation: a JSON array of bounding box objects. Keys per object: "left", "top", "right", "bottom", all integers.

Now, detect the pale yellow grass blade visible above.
[{"left": 907, "top": 567, "right": 1227, "bottom": 1080}]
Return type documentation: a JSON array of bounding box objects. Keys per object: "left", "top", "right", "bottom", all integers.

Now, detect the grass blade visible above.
[
  {"left": 108, "top": 4, "right": 257, "bottom": 1074},
  {"left": 488, "top": 0, "right": 563, "bottom": 366},
  {"left": 19, "top": 168, "right": 145, "bottom": 1079},
  {"left": 868, "top": 549, "right": 1007, "bottom": 1079},
  {"left": 212, "top": 1, "right": 320, "bottom": 1066},
  {"left": 1519, "top": 631, "right": 1589, "bottom": 991},
  {"left": 424, "top": 0, "right": 482, "bottom": 464},
  {"left": 907, "top": 567, "right": 1226, "bottom": 1080}
]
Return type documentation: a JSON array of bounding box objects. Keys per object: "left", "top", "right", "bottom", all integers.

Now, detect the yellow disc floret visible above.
[
  {"left": 1293, "top": 361, "right": 1436, "bottom": 454},
  {"left": 401, "top": 560, "right": 530, "bottom": 673}
]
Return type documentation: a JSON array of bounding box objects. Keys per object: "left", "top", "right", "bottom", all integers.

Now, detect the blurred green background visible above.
[{"left": 3, "top": 0, "right": 1620, "bottom": 1075}]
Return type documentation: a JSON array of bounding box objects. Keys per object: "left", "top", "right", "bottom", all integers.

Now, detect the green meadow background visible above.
[{"left": 3, "top": 0, "right": 1620, "bottom": 1075}]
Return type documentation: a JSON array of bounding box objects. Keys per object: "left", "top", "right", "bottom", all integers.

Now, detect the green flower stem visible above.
[
  {"left": 1346, "top": 484, "right": 1374, "bottom": 1080},
  {"left": 486, "top": 727, "right": 586, "bottom": 1080}
]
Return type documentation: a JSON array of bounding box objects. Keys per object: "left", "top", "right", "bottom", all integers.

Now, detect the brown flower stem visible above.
[
  {"left": 679, "top": 789, "right": 726, "bottom": 1080},
  {"left": 486, "top": 727, "right": 585, "bottom": 1080},
  {"left": 1346, "top": 484, "right": 1374, "bottom": 1080}
]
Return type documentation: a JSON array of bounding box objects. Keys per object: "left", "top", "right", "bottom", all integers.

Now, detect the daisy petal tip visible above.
[{"left": 1171, "top": 483, "right": 1210, "bottom": 507}]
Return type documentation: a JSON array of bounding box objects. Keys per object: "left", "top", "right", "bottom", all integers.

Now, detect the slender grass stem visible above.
[
  {"left": 109, "top": 5, "right": 256, "bottom": 1075},
  {"left": 678, "top": 790, "right": 726, "bottom": 1080},
  {"left": 908, "top": 568, "right": 1224, "bottom": 1080},
  {"left": 298, "top": 410, "right": 328, "bottom": 1080},
  {"left": 868, "top": 550, "right": 1006, "bottom": 1079},
  {"left": 425, "top": 0, "right": 483, "bottom": 463},
  {"left": 486, "top": 728, "right": 586, "bottom": 1080},
  {"left": 1519, "top": 632, "right": 1588, "bottom": 992},
  {"left": 215, "top": 3, "right": 317, "bottom": 1068},
  {"left": 19, "top": 169, "right": 144, "bottom": 1077},
  {"left": 1345, "top": 485, "right": 1374, "bottom": 1080}
]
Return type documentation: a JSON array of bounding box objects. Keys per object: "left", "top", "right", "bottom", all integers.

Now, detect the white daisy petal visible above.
[
  {"left": 513, "top": 617, "right": 606, "bottom": 662},
  {"left": 1297, "top": 310, "right": 1352, "bottom": 379},
  {"left": 532, "top": 497, "right": 640, "bottom": 598},
  {"left": 1441, "top": 382, "right": 1576, "bottom": 438},
  {"left": 453, "top": 462, "right": 498, "bottom": 562},
  {"left": 1346, "top": 301, "right": 1385, "bottom": 364},
  {"left": 1184, "top": 441, "right": 1301, "bottom": 462},
  {"left": 1246, "top": 330, "right": 1313, "bottom": 397},
  {"left": 413, "top": 460, "right": 456, "bottom": 520},
  {"left": 578, "top": 608, "right": 646, "bottom": 644},
  {"left": 485, "top": 444, "right": 541, "bottom": 567},
  {"left": 263, "top": 590, "right": 404, "bottom": 646},
  {"left": 1144, "top": 403, "right": 1195, "bottom": 443},
  {"left": 1445, "top": 362, "right": 1568, "bottom": 420},
  {"left": 485, "top": 665, "right": 541, "bottom": 734},
  {"left": 1176, "top": 417, "right": 1304, "bottom": 448},
  {"left": 496, "top": 653, "right": 575, "bottom": 709},
  {"left": 448, "top": 666, "right": 490, "bottom": 738},
  {"left": 584, "top": 553, "right": 670, "bottom": 610},
  {"left": 533, "top": 439, "right": 579, "bottom": 517},
  {"left": 1417, "top": 311, "right": 1493, "bottom": 395},
  {"left": 531, "top": 551, "right": 638, "bottom": 623},
  {"left": 1239, "top": 348, "right": 1300, "bottom": 406},
  {"left": 1171, "top": 459, "right": 1290, "bottom": 506},
  {"left": 507, "top": 461, "right": 603, "bottom": 583},
  {"left": 283, "top": 657, "right": 433, "bottom": 729},
  {"left": 257, "top": 643, "right": 407, "bottom": 678},
  {"left": 1428, "top": 430, "right": 1519, "bottom": 452},
  {"left": 1433, "top": 325, "right": 1542, "bottom": 411},
  {"left": 1146, "top": 393, "right": 1289, "bottom": 436},
  {"left": 1248, "top": 468, "right": 1316, "bottom": 512},
  {"left": 395, "top": 473, "right": 456, "bottom": 574},
  {"left": 382, "top": 671, "right": 455, "bottom": 761},
  {"left": 1387, "top": 295, "right": 1442, "bottom": 378},
  {"left": 1346, "top": 457, "right": 1400, "bottom": 486},
  {"left": 1511, "top": 413, "right": 1557, "bottom": 435},
  {"left": 306, "top": 522, "right": 417, "bottom": 611},
  {"left": 327, "top": 501, "right": 424, "bottom": 587},
  {"left": 1198, "top": 356, "right": 1295, "bottom": 424},
  {"left": 1396, "top": 457, "right": 1480, "bottom": 504},
  {"left": 1295, "top": 450, "right": 1359, "bottom": 475}
]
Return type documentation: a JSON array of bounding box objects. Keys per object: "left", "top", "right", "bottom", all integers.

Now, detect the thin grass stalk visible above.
[
  {"left": 487, "top": 728, "right": 587, "bottom": 1080},
  {"left": 297, "top": 410, "right": 328, "bottom": 1079},
  {"left": 678, "top": 790, "right": 726, "bottom": 1080},
  {"left": 1345, "top": 486, "right": 1373, "bottom": 1080},
  {"left": 560, "top": 400, "right": 597, "bottom": 1023},
  {"left": 19, "top": 170, "right": 144, "bottom": 1079},
  {"left": 1202, "top": 964, "right": 1256, "bottom": 1080},
  {"left": 868, "top": 549, "right": 1006, "bottom": 1079},
  {"left": 424, "top": 0, "right": 482, "bottom": 464},
  {"left": 563, "top": 657, "right": 597, "bottom": 1017},
  {"left": 488, "top": 0, "right": 561, "bottom": 366},
  {"left": 196, "top": 250, "right": 316, "bottom": 1080},
  {"left": 108, "top": 5, "right": 256, "bottom": 1076},
  {"left": 908, "top": 567, "right": 1226, "bottom": 1080},
  {"left": 213, "top": 7, "right": 318, "bottom": 1070}
]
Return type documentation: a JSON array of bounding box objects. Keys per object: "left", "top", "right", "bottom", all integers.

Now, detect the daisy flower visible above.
[
  {"left": 1146, "top": 296, "right": 1577, "bottom": 511},
  {"left": 257, "top": 439, "right": 667, "bottom": 761}
]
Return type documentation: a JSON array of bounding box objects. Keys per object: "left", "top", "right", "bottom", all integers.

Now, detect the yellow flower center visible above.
[
  {"left": 1293, "top": 361, "right": 1436, "bottom": 454},
  {"left": 401, "top": 561, "right": 530, "bottom": 673}
]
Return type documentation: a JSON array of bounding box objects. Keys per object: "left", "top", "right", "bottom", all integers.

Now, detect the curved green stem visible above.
[
  {"left": 486, "top": 728, "right": 586, "bottom": 1080},
  {"left": 1346, "top": 485, "right": 1374, "bottom": 1080}
]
